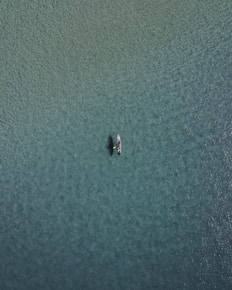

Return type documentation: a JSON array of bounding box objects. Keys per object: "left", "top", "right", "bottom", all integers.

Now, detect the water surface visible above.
[{"left": 0, "top": 1, "right": 232, "bottom": 289}]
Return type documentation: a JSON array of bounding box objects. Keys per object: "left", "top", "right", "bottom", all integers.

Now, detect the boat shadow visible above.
[{"left": 107, "top": 135, "right": 114, "bottom": 156}]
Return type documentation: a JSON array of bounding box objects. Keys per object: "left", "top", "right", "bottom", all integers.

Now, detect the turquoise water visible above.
[{"left": 1, "top": 0, "right": 232, "bottom": 289}]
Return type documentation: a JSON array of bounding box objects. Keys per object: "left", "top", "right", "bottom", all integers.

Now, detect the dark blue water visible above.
[{"left": 0, "top": 1, "right": 232, "bottom": 289}]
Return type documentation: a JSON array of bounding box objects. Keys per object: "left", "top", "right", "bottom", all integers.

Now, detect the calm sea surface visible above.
[{"left": 0, "top": 1, "right": 232, "bottom": 289}]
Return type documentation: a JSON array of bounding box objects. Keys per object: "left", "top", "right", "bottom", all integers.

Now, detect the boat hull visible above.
[{"left": 116, "top": 134, "right": 121, "bottom": 155}]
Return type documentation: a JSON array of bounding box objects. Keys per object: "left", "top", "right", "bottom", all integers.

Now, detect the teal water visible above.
[{"left": 1, "top": 0, "right": 232, "bottom": 289}]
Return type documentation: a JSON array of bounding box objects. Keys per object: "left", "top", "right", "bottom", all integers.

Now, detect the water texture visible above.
[{"left": 0, "top": 0, "right": 232, "bottom": 289}]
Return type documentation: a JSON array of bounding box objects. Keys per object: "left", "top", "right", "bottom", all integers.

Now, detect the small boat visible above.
[{"left": 113, "top": 134, "right": 121, "bottom": 156}]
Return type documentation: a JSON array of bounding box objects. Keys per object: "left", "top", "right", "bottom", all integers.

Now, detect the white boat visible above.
[{"left": 113, "top": 134, "right": 121, "bottom": 156}]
